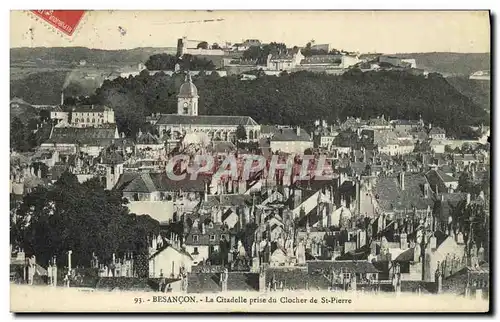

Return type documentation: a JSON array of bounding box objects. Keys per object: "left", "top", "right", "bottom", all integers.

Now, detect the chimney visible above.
[
  {"left": 423, "top": 183, "right": 429, "bottom": 199},
  {"left": 466, "top": 193, "right": 471, "bottom": 206},
  {"left": 296, "top": 126, "right": 301, "bottom": 136},
  {"left": 355, "top": 177, "right": 361, "bottom": 216},
  {"left": 400, "top": 233, "right": 408, "bottom": 250},
  {"left": 60, "top": 91, "right": 64, "bottom": 106},
  {"left": 435, "top": 266, "right": 442, "bottom": 293},
  {"left": 201, "top": 222, "right": 206, "bottom": 234},
  {"left": 400, "top": 172, "right": 405, "bottom": 191}
]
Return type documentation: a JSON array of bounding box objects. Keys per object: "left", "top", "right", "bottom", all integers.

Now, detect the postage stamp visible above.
[{"left": 30, "top": 10, "right": 86, "bottom": 36}]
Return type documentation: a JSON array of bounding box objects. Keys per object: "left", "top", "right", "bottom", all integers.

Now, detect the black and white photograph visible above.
[{"left": 8, "top": 10, "right": 491, "bottom": 313}]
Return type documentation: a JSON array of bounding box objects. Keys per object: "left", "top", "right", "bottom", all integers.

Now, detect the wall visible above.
[
  {"left": 80, "top": 146, "right": 104, "bottom": 157},
  {"left": 126, "top": 200, "right": 174, "bottom": 224},
  {"left": 270, "top": 140, "right": 313, "bottom": 155},
  {"left": 149, "top": 247, "right": 193, "bottom": 278},
  {"left": 76, "top": 174, "right": 96, "bottom": 184},
  {"left": 184, "top": 245, "right": 210, "bottom": 265},
  {"left": 185, "top": 48, "right": 225, "bottom": 56}
]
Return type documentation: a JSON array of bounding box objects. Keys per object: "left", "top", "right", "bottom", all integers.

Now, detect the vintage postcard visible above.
[{"left": 9, "top": 10, "right": 491, "bottom": 313}]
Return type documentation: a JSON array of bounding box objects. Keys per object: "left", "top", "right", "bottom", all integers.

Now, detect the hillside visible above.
[
  {"left": 89, "top": 70, "right": 489, "bottom": 139},
  {"left": 394, "top": 52, "right": 490, "bottom": 77},
  {"left": 446, "top": 76, "right": 491, "bottom": 114},
  {"left": 10, "top": 47, "right": 177, "bottom": 65}
]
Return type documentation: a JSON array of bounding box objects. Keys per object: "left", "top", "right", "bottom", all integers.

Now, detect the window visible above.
[
  {"left": 183, "top": 107, "right": 188, "bottom": 114},
  {"left": 210, "top": 235, "right": 216, "bottom": 241},
  {"left": 193, "top": 247, "right": 199, "bottom": 254},
  {"left": 220, "top": 234, "right": 227, "bottom": 241},
  {"left": 192, "top": 235, "right": 199, "bottom": 242},
  {"left": 92, "top": 119, "right": 95, "bottom": 123},
  {"left": 342, "top": 273, "right": 351, "bottom": 281}
]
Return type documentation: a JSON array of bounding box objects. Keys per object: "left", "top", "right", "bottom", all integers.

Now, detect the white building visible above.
[
  {"left": 149, "top": 243, "right": 193, "bottom": 278},
  {"left": 270, "top": 126, "right": 314, "bottom": 155},
  {"left": 51, "top": 105, "right": 115, "bottom": 128},
  {"left": 266, "top": 49, "right": 304, "bottom": 71}
]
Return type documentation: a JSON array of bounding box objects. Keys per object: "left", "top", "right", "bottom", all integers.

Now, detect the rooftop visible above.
[
  {"left": 374, "top": 173, "right": 434, "bottom": 212},
  {"left": 155, "top": 114, "right": 259, "bottom": 126},
  {"left": 45, "top": 125, "right": 118, "bottom": 146},
  {"left": 271, "top": 127, "right": 312, "bottom": 142}
]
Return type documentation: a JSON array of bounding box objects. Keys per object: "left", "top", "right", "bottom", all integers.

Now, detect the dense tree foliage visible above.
[
  {"left": 144, "top": 54, "right": 216, "bottom": 71},
  {"left": 197, "top": 41, "right": 209, "bottom": 49},
  {"left": 10, "top": 117, "right": 40, "bottom": 152},
  {"left": 301, "top": 42, "right": 342, "bottom": 57},
  {"left": 11, "top": 172, "right": 160, "bottom": 268},
  {"left": 242, "top": 42, "right": 287, "bottom": 64},
  {"left": 91, "top": 69, "right": 488, "bottom": 139}
]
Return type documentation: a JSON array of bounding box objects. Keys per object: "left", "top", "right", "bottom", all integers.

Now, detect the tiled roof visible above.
[
  {"left": 115, "top": 172, "right": 211, "bottom": 193},
  {"left": 307, "top": 260, "right": 380, "bottom": 274},
  {"left": 155, "top": 114, "right": 259, "bottom": 126},
  {"left": 428, "top": 127, "right": 446, "bottom": 135},
  {"left": 394, "top": 248, "right": 415, "bottom": 262},
  {"left": 95, "top": 277, "right": 161, "bottom": 292},
  {"left": 46, "top": 125, "right": 117, "bottom": 145},
  {"left": 204, "top": 194, "right": 252, "bottom": 208},
  {"left": 271, "top": 128, "right": 311, "bottom": 142},
  {"left": 226, "top": 272, "right": 259, "bottom": 291},
  {"left": 187, "top": 273, "right": 220, "bottom": 293},
  {"left": 266, "top": 267, "right": 331, "bottom": 290},
  {"left": 442, "top": 264, "right": 490, "bottom": 295},
  {"left": 136, "top": 132, "right": 161, "bottom": 145},
  {"left": 400, "top": 280, "right": 437, "bottom": 294},
  {"left": 391, "top": 120, "right": 421, "bottom": 126},
  {"left": 425, "top": 170, "right": 457, "bottom": 194},
  {"left": 71, "top": 105, "right": 112, "bottom": 113},
  {"left": 100, "top": 150, "right": 125, "bottom": 165},
  {"left": 367, "top": 116, "right": 389, "bottom": 127},
  {"left": 149, "top": 244, "right": 193, "bottom": 261},
  {"left": 301, "top": 55, "right": 342, "bottom": 65},
  {"left": 374, "top": 173, "right": 434, "bottom": 212},
  {"left": 373, "top": 130, "right": 399, "bottom": 147}
]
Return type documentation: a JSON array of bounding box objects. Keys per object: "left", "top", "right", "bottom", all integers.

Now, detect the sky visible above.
[{"left": 10, "top": 10, "right": 491, "bottom": 53}]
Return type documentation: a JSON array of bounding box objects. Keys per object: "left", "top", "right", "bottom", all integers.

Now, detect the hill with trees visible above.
[
  {"left": 446, "top": 76, "right": 490, "bottom": 114},
  {"left": 85, "top": 68, "right": 488, "bottom": 139},
  {"left": 10, "top": 47, "right": 176, "bottom": 65}
]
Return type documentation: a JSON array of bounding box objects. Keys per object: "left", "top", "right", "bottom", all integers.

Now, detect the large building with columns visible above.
[{"left": 152, "top": 74, "right": 261, "bottom": 143}]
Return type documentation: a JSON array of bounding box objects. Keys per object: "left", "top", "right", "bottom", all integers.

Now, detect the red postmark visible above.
[{"left": 31, "top": 10, "right": 86, "bottom": 36}]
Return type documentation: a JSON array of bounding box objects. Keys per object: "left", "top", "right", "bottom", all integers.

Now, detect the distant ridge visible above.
[
  {"left": 390, "top": 52, "right": 490, "bottom": 77},
  {"left": 10, "top": 47, "right": 178, "bottom": 65}
]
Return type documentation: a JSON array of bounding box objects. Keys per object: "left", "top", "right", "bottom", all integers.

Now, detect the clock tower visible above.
[{"left": 177, "top": 73, "right": 199, "bottom": 116}]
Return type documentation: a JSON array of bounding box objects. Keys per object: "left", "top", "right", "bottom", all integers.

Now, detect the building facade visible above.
[{"left": 152, "top": 74, "right": 261, "bottom": 143}]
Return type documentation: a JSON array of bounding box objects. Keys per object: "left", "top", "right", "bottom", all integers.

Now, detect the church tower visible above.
[{"left": 177, "top": 73, "right": 199, "bottom": 116}]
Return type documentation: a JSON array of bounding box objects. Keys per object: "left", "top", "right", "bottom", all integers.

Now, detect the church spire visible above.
[{"left": 185, "top": 71, "right": 192, "bottom": 83}]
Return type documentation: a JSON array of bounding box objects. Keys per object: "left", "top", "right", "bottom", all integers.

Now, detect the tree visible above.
[
  {"left": 212, "top": 43, "right": 221, "bottom": 49},
  {"left": 236, "top": 125, "right": 247, "bottom": 143},
  {"left": 89, "top": 67, "right": 487, "bottom": 140},
  {"left": 12, "top": 171, "right": 160, "bottom": 268},
  {"left": 197, "top": 41, "right": 209, "bottom": 49}
]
